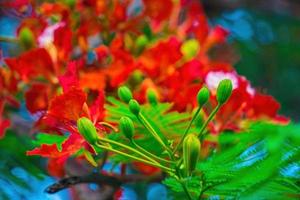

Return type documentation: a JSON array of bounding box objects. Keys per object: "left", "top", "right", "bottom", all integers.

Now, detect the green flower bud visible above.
[
  {"left": 136, "top": 35, "right": 148, "bottom": 50},
  {"left": 197, "top": 86, "right": 210, "bottom": 106},
  {"left": 181, "top": 39, "right": 200, "bottom": 60},
  {"left": 147, "top": 89, "right": 158, "bottom": 105},
  {"left": 77, "top": 117, "right": 99, "bottom": 145},
  {"left": 119, "top": 117, "right": 135, "bottom": 140},
  {"left": 65, "top": 0, "right": 76, "bottom": 7},
  {"left": 129, "top": 99, "right": 140, "bottom": 116},
  {"left": 216, "top": 79, "right": 233, "bottom": 105},
  {"left": 19, "top": 27, "right": 35, "bottom": 50},
  {"left": 118, "top": 86, "right": 133, "bottom": 103},
  {"left": 131, "top": 70, "right": 144, "bottom": 85},
  {"left": 183, "top": 134, "right": 201, "bottom": 176}
]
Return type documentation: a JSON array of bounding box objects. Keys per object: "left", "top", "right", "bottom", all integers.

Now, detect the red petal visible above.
[
  {"left": 184, "top": 2, "right": 209, "bottom": 44},
  {"left": 58, "top": 61, "right": 80, "bottom": 92},
  {"left": 89, "top": 91, "right": 105, "bottom": 122},
  {"left": 251, "top": 94, "right": 281, "bottom": 118},
  {"left": 143, "top": 0, "right": 173, "bottom": 23},
  {"left": 48, "top": 87, "right": 86, "bottom": 121},
  {"left": 27, "top": 144, "right": 60, "bottom": 157},
  {"left": 54, "top": 25, "right": 72, "bottom": 61},
  {"left": 203, "top": 25, "right": 229, "bottom": 52},
  {"left": 27, "top": 131, "right": 85, "bottom": 158},
  {"left": 25, "top": 83, "right": 50, "bottom": 113},
  {"left": 5, "top": 48, "right": 54, "bottom": 82}
]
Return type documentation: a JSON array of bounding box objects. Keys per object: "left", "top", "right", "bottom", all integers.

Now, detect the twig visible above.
[
  {"left": 45, "top": 173, "right": 122, "bottom": 194},
  {"left": 45, "top": 172, "right": 164, "bottom": 194}
]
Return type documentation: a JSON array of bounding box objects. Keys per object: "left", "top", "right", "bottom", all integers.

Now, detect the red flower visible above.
[
  {"left": 5, "top": 48, "right": 54, "bottom": 82},
  {"left": 138, "top": 37, "right": 182, "bottom": 78},
  {"left": 25, "top": 83, "right": 50, "bottom": 114},
  {"left": 143, "top": 0, "right": 173, "bottom": 26},
  {"left": 202, "top": 25, "right": 229, "bottom": 53},
  {"left": 204, "top": 70, "right": 288, "bottom": 133},
  {"left": 53, "top": 25, "right": 73, "bottom": 62},
  {"left": 27, "top": 131, "right": 87, "bottom": 177},
  {"left": 58, "top": 61, "right": 80, "bottom": 92},
  {"left": 48, "top": 87, "right": 86, "bottom": 122}
]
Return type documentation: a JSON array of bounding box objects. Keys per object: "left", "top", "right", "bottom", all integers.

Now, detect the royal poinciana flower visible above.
[
  {"left": 0, "top": 0, "right": 290, "bottom": 189},
  {"left": 26, "top": 61, "right": 107, "bottom": 177},
  {"left": 204, "top": 70, "right": 289, "bottom": 133}
]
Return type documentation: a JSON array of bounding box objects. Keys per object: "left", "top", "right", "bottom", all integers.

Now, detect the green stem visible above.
[
  {"left": 197, "top": 104, "right": 221, "bottom": 138},
  {"left": 95, "top": 143, "right": 174, "bottom": 173},
  {"left": 176, "top": 104, "right": 221, "bottom": 169},
  {"left": 181, "top": 181, "right": 193, "bottom": 200},
  {"left": 98, "top": 138, "right": 159, "bottom": 165},
  {"left": 137, "top": 113, "right": 172, "bottom": 155},
  {"left": 131, "top": 140, "right": 175, "bottom": 164},
  {"left": 173, "top": 107, "right": 202, "bottom": 155}
]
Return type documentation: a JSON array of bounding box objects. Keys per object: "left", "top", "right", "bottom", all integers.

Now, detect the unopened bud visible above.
[
  {"left": 136, "top": 35, "right": 148, "bottom": 51},
  {"left": 118, "top": 86, "right": 133, "bottom": 103},
  {"left": 119, "top": 117, "right": 134, "bottom": 140},
  {"left": 183, "top": 134, "right": 200, "bottom": 176},
  {"left": 77, "top": 117, "right": 99, "bottom": 145},
  {"left": 197, "top": 86, "right": 210, "bottom": 106},
  {"left": 19, "top": 27, "right": 35, "bottom": 49},
  {"left": 181, "top": 39, "right": 200, "bottom": 60},
  {"left": 147, "top": 89, "right": 158, "bottom": 105},
  {"left": 216, "top": 79, "right": 233, "bottom": 105},
  {"left": 129, "top": 99, "right": 140, "bottom": 116}
]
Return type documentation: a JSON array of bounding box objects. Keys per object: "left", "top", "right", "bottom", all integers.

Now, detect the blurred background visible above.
[
  {"left": 203, "top": 0, "right": 300, "bottom": 121},
  {"left": 1, "top": 0, "right": 300, "bottom": 199}
]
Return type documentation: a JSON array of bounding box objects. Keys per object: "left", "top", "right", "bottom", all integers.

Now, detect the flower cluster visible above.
[{"left": 0, "top": 0, "right": 288, "bottom": 193}]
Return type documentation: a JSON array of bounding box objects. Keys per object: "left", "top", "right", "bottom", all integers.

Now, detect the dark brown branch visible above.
[
  {"left": 45, "top": 172, "right": 164, "bottom": 194},
  {"left": 45, "top": 173, "right": 122, "bottom": 194}
]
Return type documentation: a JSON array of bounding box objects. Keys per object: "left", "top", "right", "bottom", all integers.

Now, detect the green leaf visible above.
[{"left": 32, "top": 133, "right": 67, "bottom": 151}]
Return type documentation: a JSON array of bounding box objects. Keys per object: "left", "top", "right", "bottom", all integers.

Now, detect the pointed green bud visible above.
[
  {"left": 118, "top": 86, "right": 133, "bottom": 103},
  {"left": 181, "top": 39, "right": 200, "bottom": 60},
  {"left": 129, "top": 99, "right": 140, "bottom": 116},
  {"left": 183, "top": 134, "right": 200, "bottom": 176},
  {"left": 77, "top": 117, "right": 99, "bottom": 145},
  {"left": 119, "top": 117, "right": 134, "bottom": 140},
  {"left": 64, "top": 0, "right": 76, "bottom": 8},
  {"left": 197, "top": 86, "right": 210, "bottom": 106},
  {"left": 147, "top": 89, "right": 158, "bottom": 105},
  {"left": 19, "top": 27, "right": 35, "bottom": 50},
  {"left": 216, "top": 79, "right": 233, "bottom": 105},
  {"left": 136, "top": 35, "right": 149, "bottom": 50}
]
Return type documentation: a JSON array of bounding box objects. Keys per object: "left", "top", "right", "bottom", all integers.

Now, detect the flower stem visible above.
[
  {"left": 95, "top": 143, "right": 174, "bottom": 173},
  {"left": 98, "top": 137, "right": 159, "bottom": 165},
  {"left": 137, "top": 113, "right": 173, "bottom": 155},
  {"left": 173, "top": 107, "right": 202, "bottom": 155},
  {"left": 181, "top": 181, "right": 193, "bottom": 200},
  {"left": 131, "top": 140, "right": 175, "bottom": 164},
  {"left": 197, "top": 104, "right": 221, "bottom": 139}
]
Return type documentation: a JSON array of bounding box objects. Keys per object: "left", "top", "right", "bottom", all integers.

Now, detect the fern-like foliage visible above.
[
  {"left": 165, "top": 122, "right": 300, "bottom": 199},
  {"left": 106, "top": 96, "right": 300, "bottom": 199},
  {"left": 105, "top": 97, "right": 198, "bottom": 158}
]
